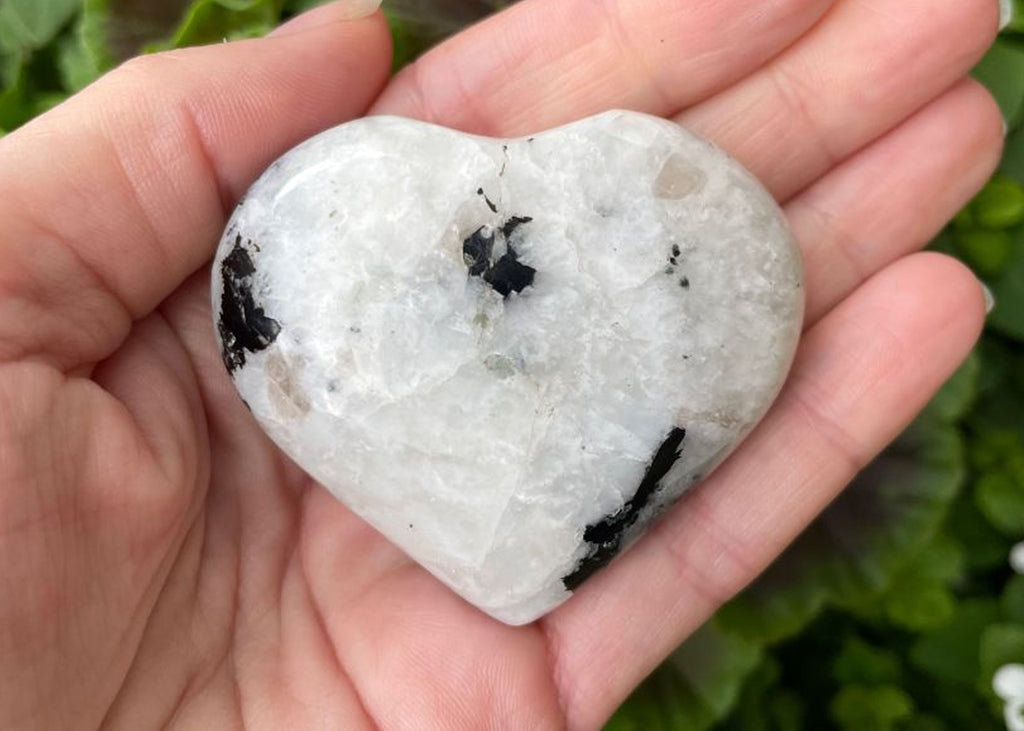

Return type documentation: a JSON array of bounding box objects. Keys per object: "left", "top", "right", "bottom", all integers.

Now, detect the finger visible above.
[
  {"left": 678, "top": 0, "right": 1001, "bottom": 201},
  {"left": 542, "top": 252, "right": 987, "bottom": 730},
  {"left": 0, "top": 315, "right": 206, "bottom": 730},
  {"left": 790, "top": 77, "right": 1004, "bottom": 325},
  {"left": 0, "top": 2, "right": 391, "bottom": 370},
  {"left": 371, "top": 0, "right": 835, "bottom": 134}
]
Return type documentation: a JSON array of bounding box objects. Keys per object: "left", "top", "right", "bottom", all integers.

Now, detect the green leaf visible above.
[
  {"left": 973, "top": 39, "right": 1024, "bottom": 128},
  {"left": 989, "top": 235, "right": 1024, "bottom": 342},
  {"left": 147, "top": 0, "right": 283, "bottom": 51},
  {"left": 980, "top": 623, "right": 1024, "bottom": 682},
  {"left": 1004, "top": 575, "right": 1024, "bottom": 623},
  {"left": 610, "top": 621, "right": 763, "bottom": 731},
  {"left": 956, "top": 229, "right": 1013, "bottom": 278},
  {"left": 59, "top": 0, "right": 249, "bottom": 93},
  {"left": 604, "top": 675, "right": 710, "bottom": 731},
  {"left": 910, "top": 599, "right": 999, "bottom": 685},
  {"left": 285, "top": 0, "right": 329, "bottom": 12},
  {"left": 387, "top": 9, "right": 433, "bottom": 71},
  {"left": 717, "top": 415, "right": 965, "bottom": 643},
  {"left": 972, "top": 175, "right": 1024, "bottom": 230},
  {"left": 832, "top": 636, "right": 903, "bottom": 686},
  {"left": 1007, "top": 0, "right": 1024, "bottom": 33},
  {"left": 874, "top": 534, "right": 963, "bottom": 630},
  {"left": 901, "top": 715, "right": 949, "bottom": 731},
  {"left": 30, "top": 89, "right": 66, "bottom": 115},
  {"left": 721, "top": 658, "right": 805, "bottom": 731},
  {"left": 0, "top": 0, "right": 80, "bottom": 55},
  {"left": 0, "top": 51, "right": 28, "bottom": 129},
  {"left": 979, "top": 623, "right": 1024, "bottom": 720},
  {"left": 976, "top": 472, "right": 1024, "bottom": 537},
  {"left": 884, "top": 580, "right": 957, "bottom": 631},
  {"left": 829, "top": 685, "right": 914, "bottom": 731},
  {"left": 970, "top": 429, "right": 1024, "bottom": 473},
  {"left": 879, "top": 541, "right": 961, "bottom": 629},
  {"left": 969, "top": 339, "right": 1024, "bottom": 432},
  {"left": 713, "top": 545, "right": 830, "bottom": 643},
  {"left": 947, "top": 494, "right": 1017, "bottom": 571},
  {"left": 922, "top": 351, "right": 981, "bottom": 425},
  {"left": 905, "top": 672, "right": 997, "bottom": 730},
  {"left": 1005, "top": 127, "right": 1024, "bottom": 185},
  {"left": 677, "top": 621, "right": 764, "bottom": 719},
  {"left": 57, "top": 0, "right": 119, "bottom": 93},
  {"left": 953, "top": 206, "right": 976, "bottom": 230}
]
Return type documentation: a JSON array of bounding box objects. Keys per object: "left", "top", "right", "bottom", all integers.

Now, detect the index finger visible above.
[{"left": 0, "top": 2, "right": 390, "bottom": 370}]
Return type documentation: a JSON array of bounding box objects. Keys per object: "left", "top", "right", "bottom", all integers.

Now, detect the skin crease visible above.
[{"left": 0, "top": 0, "right": 1006, "bottom": 729}]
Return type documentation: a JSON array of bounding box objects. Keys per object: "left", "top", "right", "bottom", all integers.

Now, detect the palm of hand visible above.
[{"left": 0, "top": 1, "right": 1004, "bottom": 729}]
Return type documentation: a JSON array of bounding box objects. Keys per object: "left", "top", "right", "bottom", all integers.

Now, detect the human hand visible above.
[{"left": 0, "top": 0, "right": 1005, "bottom": 728}]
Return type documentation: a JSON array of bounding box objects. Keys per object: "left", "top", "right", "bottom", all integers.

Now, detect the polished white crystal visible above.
[{"left": 211, "top": 111, "right": 804, "bottom": 625}]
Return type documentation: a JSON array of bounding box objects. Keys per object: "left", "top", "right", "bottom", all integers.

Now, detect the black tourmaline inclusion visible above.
[
  {"left": 562, "top": 427, "right": 687, "bottom": 591},
  {"left": 463, "top": 226, "right": 496, "bottom": 277},
  {"left": 218, "top": 235, "right": 281, "bottom": 374},
  {"left": 462, "top": 215, "right": 536, "bottom": 298}
]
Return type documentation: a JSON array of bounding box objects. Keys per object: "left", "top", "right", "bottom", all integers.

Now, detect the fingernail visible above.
[
  {"left": 335, "top": 0, "right": 384, "bottom": 20},
  {"left": 270, "top": 0, "right": 382, "bottom": 37},
  {"left": 981, "top": 281, "right": 996, "bottom": 314},
  {"left": 1000, "top": 0, "right": 1014, "bottom": 31}
]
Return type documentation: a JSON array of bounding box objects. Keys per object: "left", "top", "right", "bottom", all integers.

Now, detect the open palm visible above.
[{"left": 0, "top": 1, "right": 1005, "bottom": 728}]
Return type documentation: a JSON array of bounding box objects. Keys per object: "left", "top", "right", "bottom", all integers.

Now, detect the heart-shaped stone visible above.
[{"left": 212, "top": 110, "right": 803, "bottom": 625}]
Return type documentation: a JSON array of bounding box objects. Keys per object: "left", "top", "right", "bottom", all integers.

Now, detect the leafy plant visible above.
[{"left": 0, "top": 2, "right": 1022, "bottom": 729}]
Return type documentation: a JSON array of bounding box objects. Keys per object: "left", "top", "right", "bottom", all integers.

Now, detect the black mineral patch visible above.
[
  {"left": 218, "top": 235, "right": 281, "bottom": 375},
  {"left": 501, "top": 215, "right": 533, "bottom": 239},
  {"left": 462, "top": 216, "right": 536, "bottom": 298},
  {"left": 562, "top": 427, "right": 687, "bottom": 591},
  {"left": 462, "top": 226, "right": 496, "bottom": 277},
  {"left": 477, "top": 188, "right": 498, "bottom": 213},
  {"left": 484, "top": 252, "right": 535, "bottom": 297},
  {"left": 667, "top": 244, "right": 681, "bottom": 270}
]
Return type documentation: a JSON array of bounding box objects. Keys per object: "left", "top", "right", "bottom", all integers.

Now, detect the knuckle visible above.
[
  {"left": 104, "top": 50, "right": 192, "bottom": 97},
  {"left": 651, "top": 493, "right": 759, "bottom": 606}
]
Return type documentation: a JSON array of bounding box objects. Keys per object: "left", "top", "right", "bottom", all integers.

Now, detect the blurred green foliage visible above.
[{"left": 0, "top": 0, "right": 1021, "bottom": 728}]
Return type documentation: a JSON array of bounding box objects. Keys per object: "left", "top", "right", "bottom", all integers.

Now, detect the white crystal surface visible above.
[{"left": 211, "top": 111, "right": 804, "bottom": 625}]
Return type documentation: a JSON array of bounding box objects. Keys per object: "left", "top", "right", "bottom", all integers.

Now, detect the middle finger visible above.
[
  {"left": 678, "top": 0, "right": 1000, "bottom": 201},
  {"left": 371, "top": 0, "right": 836, "bottom": 133}
]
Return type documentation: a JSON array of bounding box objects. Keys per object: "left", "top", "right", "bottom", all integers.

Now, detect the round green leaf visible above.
[
  {"left": 1004, "top": 575, "right": 1024, "bottom": 623},
  {"left": 956, "top": 229, "right": 1013, "bottom": 277},
  {"left": 976, "top": 472, "right": 1024, "bottom": 537},
  {"left": 833, "top": 636, "right": 903, "bottom": 686},
  {"left": 973, "top": 176, "right": 1024, "bottom": 230},
  {"left": 973, "top": 40, "right": 1024, "bottom": 127},
  {"left": 0, "top": 0, "right": 80, "bottom": 55},
  {"left": 829, "top": 685, "right": 914, "bottom": 731},
  {"left": 718, "top": 415, "right": 966, "bottom": 643}
]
